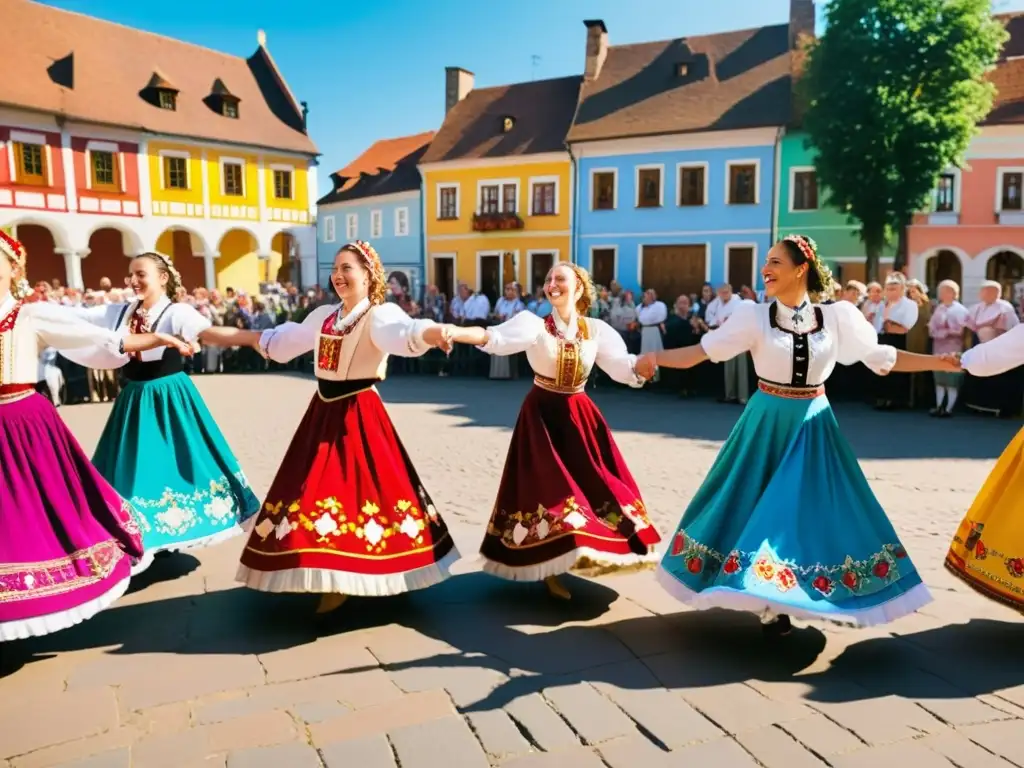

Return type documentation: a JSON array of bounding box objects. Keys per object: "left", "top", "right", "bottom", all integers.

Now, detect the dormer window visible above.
[
  {"left": 208, "top": 78, "right": 241, "bottom": 119},
  {"left": 677, "top": 62, "right": 690, "bottom": 77},
  {"left": 158, "top": 90, "right": 177, "bottom": 110},
  {"left": 502, "top": 116, "right": 515, "bottom": 133},
  {"left": 142, "top": 70, "right": 179, "bottom": 111}
]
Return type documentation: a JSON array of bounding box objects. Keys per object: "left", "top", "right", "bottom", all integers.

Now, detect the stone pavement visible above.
[{"left": 2, "top": 374, "right": 1023, "bottom": 768}]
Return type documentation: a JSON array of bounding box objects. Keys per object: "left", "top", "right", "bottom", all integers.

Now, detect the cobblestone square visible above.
[{"left": 2, "top": 374, "right": 1022, "bottom": 768}]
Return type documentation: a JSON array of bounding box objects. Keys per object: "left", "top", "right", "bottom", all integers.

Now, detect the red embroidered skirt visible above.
[
  {"left": 480, "top": 384, "right": 661, "bottom": 580},
  {"left": 237, "top": 385, "right": 457, "bottom": 596}
]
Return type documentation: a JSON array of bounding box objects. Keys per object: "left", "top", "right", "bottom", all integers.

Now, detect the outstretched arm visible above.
[
  {"left": 199, "top": 326, "right": 263, "bottom": 349},
  {"left": 887, "top": 349, "right": 961, "bottom": 374},
  {"left": 652, "top": 343, "right": 708, "bottom": 370}
]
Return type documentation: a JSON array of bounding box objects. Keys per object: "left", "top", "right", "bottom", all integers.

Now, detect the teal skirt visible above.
[
  {"left": 657, "top": 387, "right": 932, "bottom": 627},
  {"left": 92, "top": 372, "right": 259, "bottom": 567}
]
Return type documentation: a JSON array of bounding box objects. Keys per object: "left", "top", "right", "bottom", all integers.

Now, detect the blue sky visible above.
[{"left": 40, "top": 0, "right": 1024, "bottom": 197}]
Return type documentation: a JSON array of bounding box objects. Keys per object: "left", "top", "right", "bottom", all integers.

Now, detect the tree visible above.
[{"left": 801, "top": 0, "right": 1007, "bottom": 280}]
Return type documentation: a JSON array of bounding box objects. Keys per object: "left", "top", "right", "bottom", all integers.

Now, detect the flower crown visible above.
[
  {"left": 342, "top": 239, "right": 381, "bottom": 267},
  {"left": 0, "top": 230, "right": 26, "bottom": 268},
  {"left": 783, "top": 234, "right": 818, "bottom": 263}
]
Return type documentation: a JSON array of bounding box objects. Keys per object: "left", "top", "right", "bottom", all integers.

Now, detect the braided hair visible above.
[
  {"left": 135, "top": 251, "right": 183, "bottom": 301},
  {"left": 778, "top": 234, "right": 835, "bottom": 304}
]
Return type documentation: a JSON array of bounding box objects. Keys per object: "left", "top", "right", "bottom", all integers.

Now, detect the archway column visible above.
[
  {"left": 203, "top": 251, "right": 219, "bottom": 291},
  {"left": 54, "top": 247, "right": 88, "bottom": 291}
]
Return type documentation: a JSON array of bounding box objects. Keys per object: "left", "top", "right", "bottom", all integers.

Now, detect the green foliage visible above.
[{"left": 801, "top": 0, "right": 1007, "bottom": 277}]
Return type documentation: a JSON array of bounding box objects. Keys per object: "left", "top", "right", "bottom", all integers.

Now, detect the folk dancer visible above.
[
  {"left": 927, "top": 280, "right": 970, "bottom": 417},
  {"left": 945, "top": 322, "right": 1024, "bottom": 609},
  {"left": 0, "top": 232, "right": 189, "bottom": 641},
  {"left": 65, "top": 253, "right": 260, "bottom": 575},
  {"left": 232, "top": 241, "right": 459, "bottom": 614},
  {"left": 870, "top": 272, "right": 919, "bottom": 409},
  {"left": 444, "top": 262, "right": 661, "bottom": 600},
  {"left": 643, "top": 235, "right": 956, "bottom": 635},
  {"left": 964, "top": 280, "right": 1021, "bottom": 417}
]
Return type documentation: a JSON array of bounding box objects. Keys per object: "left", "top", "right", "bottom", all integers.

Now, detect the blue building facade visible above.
[
  {"left": 572, "top": 133, "right": 779, "bottom": 297},
  {"left": 315, "top": 132, "right": 433, "bottom": 297}
]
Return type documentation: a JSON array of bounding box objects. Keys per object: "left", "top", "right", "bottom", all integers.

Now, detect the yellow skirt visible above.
[{"left": 945, "top": 426, "right": 1024, "bottom": 610}]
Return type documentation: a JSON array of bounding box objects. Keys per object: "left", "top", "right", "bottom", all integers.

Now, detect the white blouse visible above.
[
  {"left": 960, "top": 324, "right": 1024, "bottom": 377},
  {"left": 63, "top": 296, "right": 211, "bottom": 369},
  {"left": 872, "top": 296, "right": 919, "bottom": 334},
  {"left": 0, "top": 294, "right": 125, "bottom": 384},
  {"left": 637, "top": 301, "right": 668, "bottom": 327},
  {"left": 259, "top": 298, "right": 434, "bottom": 367},
  {"left": 479, "top": 309, "right": 644, "bottom": 387},
  {"left": 700, "top": 296, "right": 897, "bottom": 386}
]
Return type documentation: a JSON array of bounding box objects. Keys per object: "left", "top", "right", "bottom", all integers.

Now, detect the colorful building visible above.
[
  {"left": 316, "top": 131, "right": 434, "bottom": 295},
  {"left": 0, "top": 1, "right": 318, "bottom": 295},
  {"left": 565, "top": 8, "right": 812, "bottom": 300},
  {"left": 419, "top": 69, "right": 581, "bottom": 304},
  {"left": 775, "top": 130, "right": 897, "bottom": 284},
  {"left": 906, "top": 14, "right": 1024, "bottom": 302}
]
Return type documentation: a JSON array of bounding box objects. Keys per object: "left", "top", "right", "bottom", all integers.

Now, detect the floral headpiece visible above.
[
  {"left": 0, "top": 230, "right": 26, "bottom": 269},
  {"left": 342, "top": 239, "right": 381, "bottom": 268},
  {"left": 783, "top": 234, "right": 818, "bottom": 263}
]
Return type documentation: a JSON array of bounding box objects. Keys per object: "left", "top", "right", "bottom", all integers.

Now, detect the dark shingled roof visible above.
[
  {"left": 419, "top": 75, "right": 582, "bottom": 164},
  {"left": 318, "top": 131, "right": 434, "bottom": 206},
  {"left": 988, "top": 13, "right": 1024, "bottom": 125},
  {"left": 567, "top": 24, "right": 792, "bottom": 143}
]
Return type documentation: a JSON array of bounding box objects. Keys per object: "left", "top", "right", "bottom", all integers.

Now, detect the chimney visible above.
[
  {"left": 300, "top": 101, "right": 309, "bottom": 130},
  {"left": 789, "top": 0, "right": 814, "bottom": 51},
  {"left": 445, "top": 67, "right": 475, "bottom": 114},
  {"left": 583, "top": 19, "right": 608, "bottom": 81}
]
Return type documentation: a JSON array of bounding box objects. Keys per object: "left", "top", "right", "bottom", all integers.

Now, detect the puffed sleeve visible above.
[
  {"left": 699, "top": 301, "right": 760, "bottom": 362},
  {"left": 478, "top": 311, "right": 543, "bottom": 356},
  {"left": 168, "top": 303, "right": 213, "bottom": 343},
  {"left": 260, "top": 304, "right": 335, "bottom": 363},
  {"left": 28, "top": 302, "right": 128, "bottom": 366},
  {"left": 830, "top": 301, "right": 897, "bottom": 374},
  {"left": 960, "top": 324, "right": 1024, "bottom": 377},
  {"left": 66, "top": 302, "right": 127, "bottom": 329},
  {"left": 593, "top": 319, "right": 644, "bottom": 387},
  {"left": 369, "top": 302, "right": 438, "bottom": 358}
]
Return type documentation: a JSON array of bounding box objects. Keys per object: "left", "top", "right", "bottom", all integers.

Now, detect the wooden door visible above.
[
  {"left": 727, "top": 246, "right": 754, "bottom": 291},
  {"left": 502, "top": 252, "right": 517, "bottom": 287},
  {"left": 479, "top": 255, "right": 501, "bottom": 304},
  {"left": 433, "top": 257, "right": 454, "bottom": 302},
  {"left": 640, "top": 245, "right": 706, "bottom": 301},
  {"left": 530, "top": 252, "right": 554, "bottom": 292},
  {"left": 591, "top": 248, "right": 615, "bottom": 287}
]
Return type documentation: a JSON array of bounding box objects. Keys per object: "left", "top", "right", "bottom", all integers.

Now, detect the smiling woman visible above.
[{"left": 649, "top": 235, "right": 959, "bottom": 636}]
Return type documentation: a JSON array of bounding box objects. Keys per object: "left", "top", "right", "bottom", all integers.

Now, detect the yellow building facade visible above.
[{"left": 421, "top": 154, "right": 573, "bottom": 302}]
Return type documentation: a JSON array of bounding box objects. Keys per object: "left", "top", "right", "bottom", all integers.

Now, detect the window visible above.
[
  {"left": 792, "top": 170, "right": 818, "bottom": 210},
  {"left": 480, "top": 185, "right": 499, "bottom": 214},
  {"left": 531, "top": 182, "right": 556, "bottom": 215},
  {"left": 439, "top": 186, "right": 458, "bottom": 219},
  {"left": 935, "top": 173, "right": 955, "bottom": 213},
  {"left": 222, "top": 162, "right": 243, "bottom": 196},
  {"left": 678, "top": 166, "right": 705, "bottom": 206},
  {"left": 346, "top": 213, "right": 358, "bottom": 239},
  {"left": 324, "top": 215, "right": 336, "bottom": 243},
  {"left": 158, "top": 90, "right": 177, "bottom": 111},
  {"left": 222, "top": 99, "right": 239, "bottom": 119},
  {"left": 479, "top": 182, "right": 517, "bottom": 214},
  {"left": 637, "top": 167, "right": 662, "bottom": 208},
  {"left": 591, "top": 248, "right": 615, "bottom": 287},
  {"left": 163, "top": 155, "right": 188, "bottom": 190},
  {"left": 370, "top": 210, "right": 383, "bottom": 238},
  {"left": 89, "top": 150, "right": 118, "bottom": 191},
  {"left": 15, "top": 142, "right": 46, "bottom": 185},
  {"left": 1001, "top": 172, "right": 1022, "bottom": 211},
  {"left": 729, "top": 163, "right": 757, "bottom": 204},
  {"left": 273, "top": 168, "right": 293, "bottom": 200},
  {"left": 395, "top": 207, "right": 409, "bottom": 236},
  {"left": 592, "top": 171, "right": 615, "bottom": 210}
]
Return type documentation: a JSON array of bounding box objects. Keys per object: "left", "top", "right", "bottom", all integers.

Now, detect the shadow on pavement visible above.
[
  {"left": 124, "top": 552, "right": 201, "bottom": 596},
  {"left": 376, "top": 376, "right": 1020, "bottom": 461}
]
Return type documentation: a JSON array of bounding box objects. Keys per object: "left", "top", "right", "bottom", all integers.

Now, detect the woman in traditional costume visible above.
[
  {"left": 643, "top": 235, "right": 956, "bottom": 635},
  {"left": 67, "top": 252, "right": 260, "bottom": 575},
  {"left": 927, "top": 279, "right": 970, "bottom": 417},
  {"left": 446, "top": 262, "right": 660, "bottom": 600},
  {"left": 0, "top": 233, "right": 190, "bottom": 641},
  {"left": 233, "top": 241, "right": 459, "bottom": 614},
  {"left": 944, "top": 323, "right": 1024, "bottom": 609}
]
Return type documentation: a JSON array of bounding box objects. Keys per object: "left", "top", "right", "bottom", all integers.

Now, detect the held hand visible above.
[
  {"left": 634, "top": 353, "right": 658, "bottom": 381},
  {"left": 422, "top": 324, "right": 455, "bottom": 355},
  {"left": 156, "top": 333, "right": 195, "bottom": 358},
  {"left": 937, "top": 352, "right": 962, "bottom": 372}
]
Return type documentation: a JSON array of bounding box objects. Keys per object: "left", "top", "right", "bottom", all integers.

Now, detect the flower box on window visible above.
[{"left": 472, "top": 212, "right": 524, "bottom": 232}]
